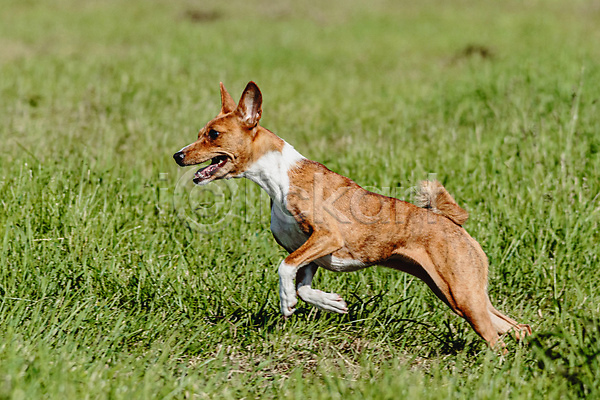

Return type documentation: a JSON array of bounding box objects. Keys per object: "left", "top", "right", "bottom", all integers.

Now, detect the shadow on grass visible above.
[
  {"left": 211, "top": 289, "right": 479, "bottom": 356},
  {"left": 529, "top": 313, "right": 600, "bottom": 398}
]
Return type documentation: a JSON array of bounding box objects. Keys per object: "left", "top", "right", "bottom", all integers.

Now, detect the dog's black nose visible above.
[{"left": 173, "top": 151, "right": 186, "bottom": 166}]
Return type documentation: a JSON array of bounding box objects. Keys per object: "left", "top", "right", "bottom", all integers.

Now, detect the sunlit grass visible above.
[{"left": 1, "top": 0, "right": 599, "bottom": 398}]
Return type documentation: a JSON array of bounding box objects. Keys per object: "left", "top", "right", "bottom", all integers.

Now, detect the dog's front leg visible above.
[
  {"left": 278, "top": 260, "right": 299, "bottom": 317},
  {"left": 278, "top": 230, "right": 343, "bottom": 317},
  {"left": 296, "top": 264, "right": 348, "bottom": 314}
]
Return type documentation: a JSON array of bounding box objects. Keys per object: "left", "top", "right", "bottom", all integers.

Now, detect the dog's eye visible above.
[{"left": 208, "top": 129, "right": 220, "bottom": 140}]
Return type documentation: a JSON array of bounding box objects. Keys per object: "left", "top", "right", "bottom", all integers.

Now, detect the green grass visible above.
[{"left": 1, "top": 0, "right": 600, "bottom": 398}]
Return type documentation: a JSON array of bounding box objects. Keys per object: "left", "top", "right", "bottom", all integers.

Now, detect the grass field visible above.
[{"left": 1, "top": 0, "right": 600, "bottom": 398}]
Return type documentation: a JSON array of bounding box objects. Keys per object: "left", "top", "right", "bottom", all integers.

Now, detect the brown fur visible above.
[{"left": 174, "top": 82, "right": 531, "bottom": 350}]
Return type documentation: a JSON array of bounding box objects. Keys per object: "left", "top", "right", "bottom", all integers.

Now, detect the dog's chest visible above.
[
  {"left": 270, "top": 203, "right": 308, "bottom": 253},
  {"left": 269, "top": 202, "right": 369, "bottom": 272}
]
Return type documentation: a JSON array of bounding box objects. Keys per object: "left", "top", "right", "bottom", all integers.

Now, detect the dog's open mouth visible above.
[{"left": 193, "top": 155, "right": 229, "bottom": 184}]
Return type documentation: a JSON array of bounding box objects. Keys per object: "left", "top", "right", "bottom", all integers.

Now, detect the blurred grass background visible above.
[{"left": 1, "top": 0, "right": 600, "bottom": 398}]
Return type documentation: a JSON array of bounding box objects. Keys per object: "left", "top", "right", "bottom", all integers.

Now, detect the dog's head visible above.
[{"left": 173, "top": 81, "right": 264, "bottom": 185}]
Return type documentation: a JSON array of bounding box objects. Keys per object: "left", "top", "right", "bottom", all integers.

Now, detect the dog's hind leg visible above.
[
  {"left": 452, "top": 289, "right": 503, "bottom": 348},
  {"left": 390, "top": 258, "right": 501, "bottom": 346},
  {"left": 486, "top": 299, "right": 532, "bottom": 340},
  {"left": 296, "top": 263, "right": 348, "bottom": 314}
]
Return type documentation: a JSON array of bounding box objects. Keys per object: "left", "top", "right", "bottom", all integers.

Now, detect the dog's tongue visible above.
[
  {"left": 194, "top": 156, "right": 227, "bottom": 181},
  {"left": 195, "top": 164, "right": 217, "bottom": 180}
]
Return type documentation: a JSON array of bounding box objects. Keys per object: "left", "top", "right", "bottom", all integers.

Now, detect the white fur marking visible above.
[
  {"left": 314, "top": 255, "right": 368, "bottom": 272},
  {"left": 178, "top": 143, "right": 192, "bottom": 153},
  {"left": 270, "top": 202, "right": 308, "bottom": 253},
  {"left": 295, "top": 264, "right": 348, "bottom": 313},
  {"left": 242, "top": 142, "right": 305, "bottom": 206},
  {"left": 329, "top": 256, "right": 368, "bottom": 271},
  {"left": 278, "top": 261, "right": 298, "bottom": 317},
  {"left": 297, "top": 287, "right": 348, "bottom": 314}
]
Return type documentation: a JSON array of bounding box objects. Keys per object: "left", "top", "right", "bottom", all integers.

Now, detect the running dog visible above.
[{"left": 173, "top": 82, "right": 531, "bottom": 348}]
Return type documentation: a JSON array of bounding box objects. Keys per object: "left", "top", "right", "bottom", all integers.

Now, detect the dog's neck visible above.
[{"left": 242, "top": 130, "right": 305, "bottom": 206}]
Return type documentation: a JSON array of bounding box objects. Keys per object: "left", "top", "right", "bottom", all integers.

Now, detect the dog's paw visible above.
[
  {"left": 514, "top": 324, "right": 532, "bottom": 340},
  {"left": 298, "top": 288, "right": 348, "bottom": 314},
  {"left": 318, "top": 292, "right": 348, "bottom": 314},
  {"left": 280, "top": 296, "right": 298, "bottom": 317}
]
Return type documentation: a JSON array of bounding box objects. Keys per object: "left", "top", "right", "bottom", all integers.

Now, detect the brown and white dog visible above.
[{"left": 173, "top": 81, "right": 531, "bottom": 349}]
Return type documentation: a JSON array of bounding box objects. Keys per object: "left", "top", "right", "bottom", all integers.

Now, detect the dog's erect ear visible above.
[
  {"left": 236, "top": 81, "right": 262, "bottom": 128},
  {"left": 220, "top": 82, "right": 237, "bottom": 114}
]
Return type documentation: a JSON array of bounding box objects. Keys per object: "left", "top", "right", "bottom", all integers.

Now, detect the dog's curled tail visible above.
[{"left": 416, "top": 180, "right": 469, "bottom": 226}]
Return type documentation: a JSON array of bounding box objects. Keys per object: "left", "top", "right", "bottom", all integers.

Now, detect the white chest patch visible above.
[
  {"left": 270, "top": 201, "right": 308, "bottom": 253},
  {"left": 244, "top": 141, "right": 368, "bottom": 272},
  {"left": 242, "top": 142, "right": 305, "bottom": 206},
  {"left": 244, "top": 141, "right": 308, "bottom": 252}
]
